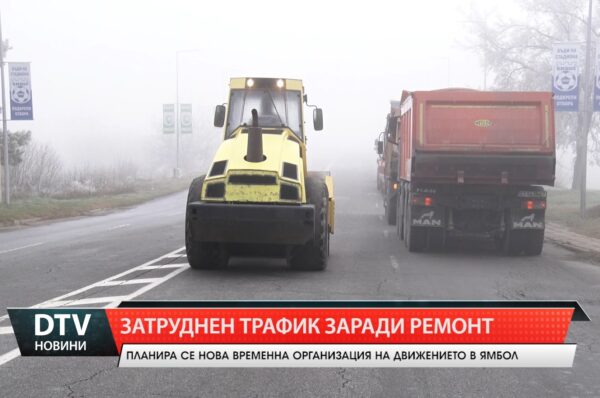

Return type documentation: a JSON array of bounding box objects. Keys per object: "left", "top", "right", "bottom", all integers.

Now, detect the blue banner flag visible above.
[
  {"left": 8, "top": 62, "right": 34, "bottom": 120},
  {"left": 552, "top": 43, "right": 579, "bottom": 112}
]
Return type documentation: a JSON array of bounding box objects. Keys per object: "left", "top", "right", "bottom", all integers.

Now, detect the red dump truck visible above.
[
  {"left": 375, "top": 100, "right": 401, "bottom": 221},
  {"left": 376, "top": 89, "right": 555, "bottom": 255}
]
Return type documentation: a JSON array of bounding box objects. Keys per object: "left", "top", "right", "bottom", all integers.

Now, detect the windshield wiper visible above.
[{"left": 264, "top": 90, "right": 285, "bottom": 126}]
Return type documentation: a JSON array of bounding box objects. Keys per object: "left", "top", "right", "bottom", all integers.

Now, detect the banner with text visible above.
[
  {"left": 180, "top": 104, "right": 192, "bottom": 134},
  {"left": 8, "top": 62, "right": 34, "bottom": 120},
  {"left": 7, "top": 301, "right": 589, "bottom": 368},
  {"left": 163, "top": 104, "right": 175, "bottom": 134},
  {"left": 552, "top": 43, "right": 580, "bottom": 112}
]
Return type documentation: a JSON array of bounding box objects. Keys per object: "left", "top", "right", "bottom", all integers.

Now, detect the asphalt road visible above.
[{"left": 1, "top": 165, "right": 599, "bottom": 397}]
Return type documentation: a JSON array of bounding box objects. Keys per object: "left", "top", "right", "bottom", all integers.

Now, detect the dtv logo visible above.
[{"left": 35, "top": 313, "right": 91, "bottom": 336}]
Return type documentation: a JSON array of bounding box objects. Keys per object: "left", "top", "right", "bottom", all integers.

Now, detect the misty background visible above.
[{"left": 1, "top": 0, "right": 599, "bottom": 192}]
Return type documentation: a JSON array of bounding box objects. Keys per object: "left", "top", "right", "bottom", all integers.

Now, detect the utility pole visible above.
[
  {"left": 175, "top": 51, "right": 180, "bottom": 178},
  {"left": 0, "top": 11, "right": 9, "bottom": 205},
  {"left": 580, "top": 0, "right": 593, "bottom": 217}
]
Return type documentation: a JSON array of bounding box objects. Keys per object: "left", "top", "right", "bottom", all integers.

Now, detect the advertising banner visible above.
[
  {"left": 8, "top": 62, "right": 34, "bottom": 120},
  {"left": 163, "top": 104, "right": 175, "bottom": 134},
  {"left": 552, "top": 43, "right": 580, "bottom": 111},
  {"left": 180, "top": 104, "right": 192, "bottom": 134}
]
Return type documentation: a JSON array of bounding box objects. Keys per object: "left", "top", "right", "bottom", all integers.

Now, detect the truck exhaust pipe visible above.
[{"left": 246, "top": 108, "right": 264, "bottom": 162}]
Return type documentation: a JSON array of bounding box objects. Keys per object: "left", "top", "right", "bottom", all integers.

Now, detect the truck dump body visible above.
[
  {"left": 399, "top": 90, "right": 555, "bottom": 186},
  {"left": 387, "top": 89, "right": 556, "bottom": 255}
]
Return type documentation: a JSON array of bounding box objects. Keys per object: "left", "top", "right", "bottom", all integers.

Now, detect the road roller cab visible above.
[{"left": 185, "top": 77, "right": 334, "bottom": 270}]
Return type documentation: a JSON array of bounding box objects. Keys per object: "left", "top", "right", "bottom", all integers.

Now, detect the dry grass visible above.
[
  {"left": 0, "top": 178, "right": 190, "bottom": 226},
  {"left": 546, "top": 189, "right": 600, "bottom": 239}
]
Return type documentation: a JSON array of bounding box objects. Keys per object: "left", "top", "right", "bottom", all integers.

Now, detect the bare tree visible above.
[
  {"left": 464, "top": 0, "right": 600, "bottom": 189},
  {"left": 12, "top": 141, "right": 63, "bottom": 197}
]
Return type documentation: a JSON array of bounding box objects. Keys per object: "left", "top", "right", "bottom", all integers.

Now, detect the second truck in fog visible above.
[{"left": 376, "top": 89, "right": 555, "bottom": 255}]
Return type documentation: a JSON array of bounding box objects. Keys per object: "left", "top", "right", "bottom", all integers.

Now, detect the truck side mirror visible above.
[
  {"left": 377, "top": 140, "right": 384, "bottom": 155},
  {"left": 313, "top": 108, "right": 323, "bottom": 131},
  {"left": 214, "top": 105, "right": 226, "bottom": 128}
]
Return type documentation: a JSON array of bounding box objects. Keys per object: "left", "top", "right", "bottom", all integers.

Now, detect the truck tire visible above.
[
  {"left": 185, "top": 176, "right": 229, "bottom": 269},
  {"left": 386, "top": 191, "right": 397, "bottom": 225},
  {"left": 288, "top": 177, "right": 329, "bottom": 271},
  {"left": 396, "top": 187, "right": 404, "bottom": 240},
  {"left": 427, "top": 229, "right": 445, "bottom": 252},
  {"left": 524, "top": 230, "right": 544, "bottom": 256},
  {"left": 404, "top": 203, "right": 426, "bottom": 252},
  {"left": 503, "top": 228, "right": 524, "bottom": 256}
]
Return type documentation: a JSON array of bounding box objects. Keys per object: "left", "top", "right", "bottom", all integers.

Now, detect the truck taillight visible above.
[
  {"left": 523, "top": 199, "right": 545, "bottom": 210},
  {"left": 412, "top": 195, "right": 434, "bottom": 206}
]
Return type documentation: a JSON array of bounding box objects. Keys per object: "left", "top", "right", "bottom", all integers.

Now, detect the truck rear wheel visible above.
[
  {"left": 396, "top": 194, "right": 404, "bottom": 240},
  {"left": 404, "top": 204, "right": 426, "bottom": 252},
  {"left": 185, "top": 176, "right": 229, "bottom": 269},
  {"left": 503, "top": 227, "right": 544, "bottom": 256},
  {"left": 288, "top": 178, "right": 329, "bottom": 271},
  {"left": 524, "top": 230, "right": 544, "bottom": 256},
  {"left": 503, "top": 227, "right": 529, "bottom": 256},
  {"left": 385, "top": 192, "right": 397, "bottom": 226},
  {"left": 427, "top": 229, "right": 445, "bottom": 251}
]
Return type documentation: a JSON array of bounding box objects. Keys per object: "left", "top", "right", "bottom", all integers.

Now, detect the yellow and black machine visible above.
[{"left": 185, "top": 77, "right": 334, "bottom": 270}]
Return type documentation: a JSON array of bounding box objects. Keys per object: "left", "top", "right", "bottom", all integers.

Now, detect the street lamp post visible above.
[
  {"left": 175, "top": 51, "right": 180, "bottom": 177},
  {"left": 0, "top": 11, "right": 9, "bottom": 205},
  {"left": 579, "top": 0, "right": 593, "bottom": 217}
]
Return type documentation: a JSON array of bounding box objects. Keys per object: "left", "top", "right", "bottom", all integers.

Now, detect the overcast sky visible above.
[
  {"left": 0, "top": 0, "right": 491, "bottom": 164},
  {"left": 4, "top": 0, "right": 595, "bottom": 187}
]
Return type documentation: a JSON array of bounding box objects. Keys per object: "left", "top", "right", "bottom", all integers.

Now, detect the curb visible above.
[{"left": 545, "top": 222, "right": 600, "bottom": 255}]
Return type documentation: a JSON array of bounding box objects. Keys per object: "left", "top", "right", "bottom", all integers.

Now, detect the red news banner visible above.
[
  {"left": 7, "top": 301, "right": 590, "bottom": 368},
  {"left": 107, "top": 308, "right": 572, "bottom": 345}
]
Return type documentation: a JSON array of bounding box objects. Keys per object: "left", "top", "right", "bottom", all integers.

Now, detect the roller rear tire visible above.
[{"left": 289, "top": 177, "right": 329, "bottom": 271}]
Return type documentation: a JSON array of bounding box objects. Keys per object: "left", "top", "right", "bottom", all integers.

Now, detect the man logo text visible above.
[
  {"left": 513, "top": 213, "right": 543, "bottom": 229},
  {"left": 412, "top": 210, "right": 441, "bottom": 226}
]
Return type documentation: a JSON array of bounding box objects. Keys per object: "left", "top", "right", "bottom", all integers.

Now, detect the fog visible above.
[{"left": 2, "top": 0, "right": 599, "bottom": 186}]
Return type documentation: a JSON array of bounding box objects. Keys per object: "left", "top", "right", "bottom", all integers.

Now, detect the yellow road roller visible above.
[{"left": 185, "top": 77, "right": 334, "bottom": 270}]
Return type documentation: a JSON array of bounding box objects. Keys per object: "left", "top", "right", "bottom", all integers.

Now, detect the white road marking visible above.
[
  {"left": 139, "top": 263, "right": 188, "bottom": 270},
  {"left": 0, "top": 242, "right": 45, "bottom": 255},
  {"left": 31, "top": 247, "right": 186, "bottom": 309},
  {"left": 60, "top": 296, "right": 130, "bottom": 306},
  {"left": 390, "top": 255, "right": 399, "bottom": 270},
  {"left": 106, "top": 266, "right": 187, "bottom": 308},
  {"left": 0, "top": 349, "right": 20, "bottom": 366},
  {"left": 106, "top": 224, "right": 130, "bottom": 231},
  {"left": 167, "top": 212, "right": 183, "bottom": 217},
  {"left": 0, "top": 246, "right": 188, "bottom": 367},
  {"left": 0, "top": 326, "right": 13, "bottom": 335},
  {"left": 98, "top": 278, "right": 163, "bottom": 286}
]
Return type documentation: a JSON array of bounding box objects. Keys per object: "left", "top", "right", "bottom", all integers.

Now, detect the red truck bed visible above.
[{"left": 398, "top": 89, "right": 555, "bottom": 186}]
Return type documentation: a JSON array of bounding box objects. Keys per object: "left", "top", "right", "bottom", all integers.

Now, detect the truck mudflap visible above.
[
  {"left": 510, "top": 209, "right": 545, "bottom": 230},
  {"left": 187, "top": 202, "right": 315, "bottom": 245},
  {"left": 411, "top": 206, "right": 445, "bottom": 228}
]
